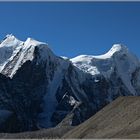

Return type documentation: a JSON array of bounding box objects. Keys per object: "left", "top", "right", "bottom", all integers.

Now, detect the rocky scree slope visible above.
[
  {"left": 63, "top": 96, "right": 140, "bottom": 139},
  {"left": 0, "top": 34, "right": 140, "bottom": 132}
]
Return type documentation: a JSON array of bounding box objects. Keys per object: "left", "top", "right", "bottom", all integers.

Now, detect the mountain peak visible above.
[
  {"left": 92, "top": 44, "right": 128, "bottom": 59},
  {"left": 110, "top": 44, "right": 128, "bottom": 54},
  {"left": 6, "top": 34, "right": 16, "bottom": 38},
  {"left": 25, "top": 37, "right": 47, "bottom": 47},
  {"left": 0, "top": 34, "right": 23, "bottom": 48},
  {"left": 111, "top": 43, "right": 126, "bottom": 49},
  {"left": 4, "top": 34, "right": 21, "bottom": 43},
  {"left": 5, "top": 34, "right": 15, "bottom": 38},
  {"left": 0, "top": 35, "right": 53, "bottom": 78},
  {"left": 1, "top": 35, "right": 47, "bottom": 49}
]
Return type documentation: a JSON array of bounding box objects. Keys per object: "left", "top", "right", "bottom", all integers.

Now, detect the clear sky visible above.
[{"left": 0, "top": 2, "right": 140, "bottom": 58}]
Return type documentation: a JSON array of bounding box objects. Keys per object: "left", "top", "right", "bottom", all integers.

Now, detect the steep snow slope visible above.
[{"left": 39, "top": 58, "right": 70, "bottom": 128}]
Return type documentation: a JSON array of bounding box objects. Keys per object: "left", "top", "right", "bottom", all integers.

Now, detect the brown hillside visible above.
[{"left": 63, "top": 96, "right": 140, "bottom": 139}]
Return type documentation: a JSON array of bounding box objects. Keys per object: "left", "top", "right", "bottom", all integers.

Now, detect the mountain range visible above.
[{"left": 0, "top": 34, "right": 140, "bottom": 133}]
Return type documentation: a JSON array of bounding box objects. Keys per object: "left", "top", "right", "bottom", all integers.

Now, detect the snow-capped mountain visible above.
[
  {"left": 71, "top": 44, "right": 140, "bottom": 95},
  {"left": 0, "top": 34, "right": 140, "bottom": 132}
]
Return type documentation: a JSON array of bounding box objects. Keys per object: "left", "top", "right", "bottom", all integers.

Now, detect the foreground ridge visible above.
[{"left": 63, "top": 96, "right": 140, "bottom": 139}]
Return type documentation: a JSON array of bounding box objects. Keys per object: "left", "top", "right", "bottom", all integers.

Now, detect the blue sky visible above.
[{"left": 0, "top": 2, "right": 140, "bottom": 58}]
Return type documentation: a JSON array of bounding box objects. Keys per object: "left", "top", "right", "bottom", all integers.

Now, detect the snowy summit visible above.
[{"left": 0, "top": 34, "right": 50, "bottom": 78}]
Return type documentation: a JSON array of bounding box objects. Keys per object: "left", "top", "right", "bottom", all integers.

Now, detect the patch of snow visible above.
[
  {"left": 61, "top": 56, "right": 69, "bottom": 60},
  {"left": 62, "top": 92, "right": 68, "bottom": 99},
  {"left": 69, "top": 96, "right": 77, "bottom": 106},
  {"left": 94, "top": 79, "right": 100, "bottom": 82},
  {"left": 71, "top": 55, "right": 100, "bottom": 76}
]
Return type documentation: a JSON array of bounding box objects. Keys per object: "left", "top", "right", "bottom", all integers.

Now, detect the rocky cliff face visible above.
[{"left": 0, "top": 35, "right": 140, "bottom": 132}]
